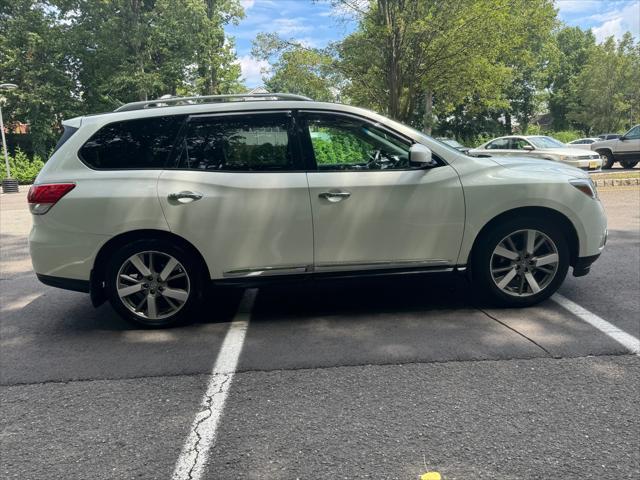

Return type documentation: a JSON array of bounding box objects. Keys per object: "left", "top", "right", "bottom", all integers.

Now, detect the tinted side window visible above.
[
  {"left": 510, "top": 138, "right": 532, "bottom": 150},
  {"left": 177, "top": 114, "right": 294, "bottom": 171},
  {"left": 305, "top": 114, "right": 410, "bottom": 171},
  {"left": 486, "top": 138, "right": 509, "bottom": 149},
  {"left": 79, "top": 116, "right": 185, "bottom": 169}
]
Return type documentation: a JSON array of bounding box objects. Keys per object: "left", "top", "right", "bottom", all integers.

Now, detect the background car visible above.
[
  {"left": 435, "top": 137, "right": 470, "bottom": 154},
  {"left": 567, "top": 138, "right": 601, "bottom": 150},
  {"left": 468, "top": 135, "right": 602, "bottom": 171},
  {"left": 597, "top": 133, "right": 621, "bottom": 140},
  {"left": 590, "top": 125, "right": 640, "bottom": 169}
]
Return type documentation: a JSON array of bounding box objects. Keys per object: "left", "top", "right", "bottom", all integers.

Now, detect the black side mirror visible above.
[{"left": 619, "top": 136, "right": 627, "bottom": 141}]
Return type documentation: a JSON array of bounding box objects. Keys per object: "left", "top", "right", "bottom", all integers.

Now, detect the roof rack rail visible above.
[{"left": 113, "top": 93, "right": 313, "bottom": 112}]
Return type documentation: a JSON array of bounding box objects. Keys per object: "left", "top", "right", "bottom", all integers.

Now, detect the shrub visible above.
[
  {"left": 548, "top": 130, "right": 582, "bottom": 143},
  {"left": 0, "top": 148, "right": 45, "bottom": 184}
]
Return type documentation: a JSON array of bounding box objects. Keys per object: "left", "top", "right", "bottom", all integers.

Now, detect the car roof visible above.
[{"left": 66, "top": 96, "right": 401, "bottom": 131}]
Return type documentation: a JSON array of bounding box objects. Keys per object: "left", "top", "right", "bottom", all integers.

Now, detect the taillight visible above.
[{"left": 27, "top": 183, "right": 76, "bottom": 215}]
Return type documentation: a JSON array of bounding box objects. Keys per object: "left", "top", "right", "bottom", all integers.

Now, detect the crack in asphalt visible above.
[
  {"left": 185, "top": 373, "right": 231, "bottom": 480},
  {"left": 476, "top": 306, "right": 556, "bottom": 358}
]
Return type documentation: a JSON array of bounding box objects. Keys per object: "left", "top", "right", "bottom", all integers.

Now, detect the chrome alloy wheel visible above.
[
  {"left": 116, "top": 251, "right": 191, "bottom": 320},
  {"left": 490, "top": 229, "right": 559, "bottom": 297}
]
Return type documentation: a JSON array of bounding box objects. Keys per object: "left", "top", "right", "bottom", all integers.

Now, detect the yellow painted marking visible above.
[{"left": 420, "top": 472, "right": 442, "bottom": 480}]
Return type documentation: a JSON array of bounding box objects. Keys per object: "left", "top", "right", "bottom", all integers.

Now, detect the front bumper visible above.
[
  {"left": 562, "top": 157, "right": 603, "bottom": 171},
  {"left": 573, "top": 253, "right": 601, "bottom": 277}
]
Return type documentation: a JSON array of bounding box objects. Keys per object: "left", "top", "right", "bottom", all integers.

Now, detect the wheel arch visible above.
[
  {"left": 595, "top": 147, "right": 613, "bottom": 157},
  {"left": 468, "top": 207, "right": 579, "bottom": 272},
  {"left": 90, "top": 229, "right": 210, "bottom": 307}
]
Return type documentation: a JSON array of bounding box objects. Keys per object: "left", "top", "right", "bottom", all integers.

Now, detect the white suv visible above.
[{"left": 28, "top": 94, "right": 607, "bottom": 326}]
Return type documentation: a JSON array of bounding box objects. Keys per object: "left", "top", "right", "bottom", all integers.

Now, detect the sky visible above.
[{"left": 228, "top": 0, "right": 640, "bottom": 87}]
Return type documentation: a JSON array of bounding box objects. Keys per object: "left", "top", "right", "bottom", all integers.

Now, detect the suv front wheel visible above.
[
  {"left": 598, "top": 150, "right": 615, "bottom": 169},
  {"left": 105, "top": 239, "right": 204, "bottom": 327},
  {"left": 471, "top": 218, "right": 569, "bottom": 307}
]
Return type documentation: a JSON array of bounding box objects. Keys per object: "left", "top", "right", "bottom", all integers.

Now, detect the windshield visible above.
[
  {"left": 528, "top": 136, "right": 567, "bottom": 148},
  {"left": 441, "top": 139, "right": 464, "bottom": 148}
]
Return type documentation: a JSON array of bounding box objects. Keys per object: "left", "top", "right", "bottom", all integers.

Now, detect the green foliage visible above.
[
  {"left": 252, "top": 34, "right": 339, "bottom": 102},
  {"left": 0, "top": 1, "right": 81, "bottom": 157},
  {"left": 567, "top": 33, "right": 640, "bottom": 134},
  {"left": 310, "top": 129, "right": 370, "bottom": 164},
  {"left": 0, "top": 0, "right": 244, "bottom": 155},
  {"left": 0, "top": 148, "right": 45, "bottom": 184},
  {"left": 546, "top": 130, "right": 582, "bottom": 143},
  {"left": 547, "top": 27, "right": 596, "bottom": 131}
]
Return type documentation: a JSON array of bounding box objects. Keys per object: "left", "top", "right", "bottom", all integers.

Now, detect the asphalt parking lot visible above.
[{"left": 1, "top": 185, "right": 639, "bottom": 480}]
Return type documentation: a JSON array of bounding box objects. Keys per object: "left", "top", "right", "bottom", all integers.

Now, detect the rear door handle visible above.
[
  {"left": 318, "top": 191, "right": 351, "bottom": 203},
  {"left": 168, "top": 191, "right": 203, "bottom": 203}
]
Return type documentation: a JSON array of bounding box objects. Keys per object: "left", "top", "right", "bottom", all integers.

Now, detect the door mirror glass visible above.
[
  {"left": 409, "top": 144, "right": 436, "bottom": 168},
  {"left": 522, "top": 145, "right": 534, "bottom": 151}
]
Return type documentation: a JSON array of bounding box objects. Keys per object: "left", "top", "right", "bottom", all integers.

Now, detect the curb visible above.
[{"left": 593, "top": 178, "right": 640, "bottom": 187}]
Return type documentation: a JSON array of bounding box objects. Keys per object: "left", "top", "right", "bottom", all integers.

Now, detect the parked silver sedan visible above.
[{"left": 469, "top": 135, "right": 603, "bottom": 171}]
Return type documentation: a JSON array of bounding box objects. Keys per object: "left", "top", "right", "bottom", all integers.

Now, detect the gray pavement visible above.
[{"left": 1, "top": 186, "right": 639, "bottom": 479}]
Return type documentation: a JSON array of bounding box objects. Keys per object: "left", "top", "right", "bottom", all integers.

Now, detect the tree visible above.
[
  {"left": 333, "top": 0, "right": 556, "bottom": 133},
  {"left": 547, "top": 26, "right": 596, "bottom": 131},
  {"left": 251, "top": 33, "right": 339, "bottom": 101},
  {"left": 194, "top": 0, "right": 245, "bottom": 95},
  {"left": 567, "top": 33, "right": 639, "bottom": 134},
  {"left": 0, "top": 1, "right": 81, "bottom": 156},
  {"left": 64, "top": 0, "right": 244, "bottom": 110}
]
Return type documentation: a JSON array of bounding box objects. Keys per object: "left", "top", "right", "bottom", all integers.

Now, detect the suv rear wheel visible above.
[
  {"left": 105, "top": 239, "right": 204, "bottom": 327},
  {"left": 471, "top": 218, "right": 569, "bottom": 307}
]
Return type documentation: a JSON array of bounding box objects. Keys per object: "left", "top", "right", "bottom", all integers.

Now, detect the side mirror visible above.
[
  {"left": 619, "top": 136, "right": 627, "bottom": 141},
  {"left": 409, "top": 144, "right": 437, "bottom": 168},
  {"left": 523, "top": 145, "right": 534, "bottom": 151}
]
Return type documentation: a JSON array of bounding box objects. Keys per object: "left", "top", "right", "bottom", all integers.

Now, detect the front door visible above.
[
  {"left": 157, "top": 111, "right": 313, "bottom": 279},
  {"left": 300, "top": 111, "right": 465, "bottom": 272}
]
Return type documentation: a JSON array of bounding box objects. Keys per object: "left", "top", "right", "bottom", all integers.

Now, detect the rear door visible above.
[
  {"left": 300, "top": 111, "right": 465, "bottom": 272},
  {"left": 157, "top": 111, "right": 313, "bottom": 279}
]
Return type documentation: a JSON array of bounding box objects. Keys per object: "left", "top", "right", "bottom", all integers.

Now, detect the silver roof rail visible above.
[{"left": 113, "top": 93, "right": 313, "bottom": 112}]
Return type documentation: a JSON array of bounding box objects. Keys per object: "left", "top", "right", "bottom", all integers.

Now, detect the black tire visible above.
[
  {"left": 620, "top": 159, "right": 638, "bottom": 169},
  {"left": 471, "top": 217, "right": 570, "bottom": 307},
  {"left": 105, "top": 239, "right": 204, "bottom": 327},
  {"left": 599, "top": 150, "right": 615, "bottom": 169}
]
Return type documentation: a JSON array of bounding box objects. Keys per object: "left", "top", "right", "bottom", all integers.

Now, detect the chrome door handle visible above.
[
  {"left": 318, "top": 191, "right": 351, "bottom": 203},
  {"left": 168, "top": 191, "right": 203, "bottom": 203}
]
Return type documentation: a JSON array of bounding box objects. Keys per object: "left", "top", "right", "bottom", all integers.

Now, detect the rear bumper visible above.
[
  {"left": 36, "top": 273, "right": 90, "bottom": 293},
  {"left": 572, "top": 253, "right": 601, "bottom": 277}
]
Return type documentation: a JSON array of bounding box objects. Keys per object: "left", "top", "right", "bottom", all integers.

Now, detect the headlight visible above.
[
  {"left": 558, "top": 155, "right": 569, "bottom": 161},
  {"left": 569, "top": 178, "right": 598, "bottom": 199}
]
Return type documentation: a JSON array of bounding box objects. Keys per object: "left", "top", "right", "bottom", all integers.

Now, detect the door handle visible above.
[
  {"left": 318, "top": 191, "right": 351, "bottom": 203},
  {"left": 168, "top": 191, "right": 203, "bottom": 203}
]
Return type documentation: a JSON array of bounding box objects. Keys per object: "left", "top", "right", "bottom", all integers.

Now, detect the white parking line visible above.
[
  {"left": 552, "top": 293, "right": 640, "bottom": 354},
  {"left": 172, "top": 288, "right": 257, "bottom": 480}
]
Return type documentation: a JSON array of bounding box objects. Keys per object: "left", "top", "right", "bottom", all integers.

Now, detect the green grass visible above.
[{"left": 591, "top": 171, "right": 640, "bottom": 180}]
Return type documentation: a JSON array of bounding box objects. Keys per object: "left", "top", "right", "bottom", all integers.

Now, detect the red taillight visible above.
[{"left": 27, "top": 183, "right": 76, "bottom": 214}]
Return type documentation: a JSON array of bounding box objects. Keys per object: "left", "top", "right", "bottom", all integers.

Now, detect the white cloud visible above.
[
  {"left": 240, "top": 0, "right": 255, "bottom": 10},
  {"left": 237, "top": 55, "right": 270, "bottom": 87},
  {"left": 272, "top": 17, "right": 311, "bottom": 36},
  {"left": 591, "top": 2, "right": 640, "bottom": 42}
]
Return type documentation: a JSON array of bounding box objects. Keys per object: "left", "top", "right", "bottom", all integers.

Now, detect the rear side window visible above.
[
  {"left": 486, "top": 138, "right": 510, "bottom": 149},
  {"left": 52, "top": 125, "right": 78, "bottom": 155},
  {"left": 175, "top": 113, "right": 295, "bottom": 171},
  {"left": 79, "top": 116, "right": 185, "bottom": 169}
]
